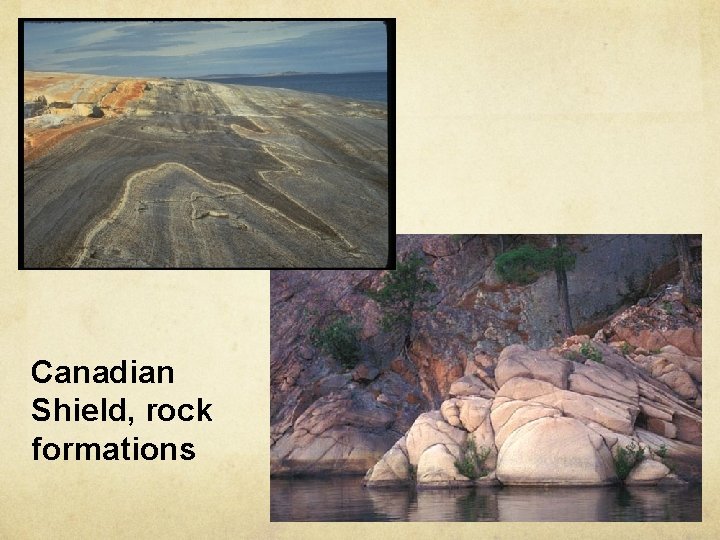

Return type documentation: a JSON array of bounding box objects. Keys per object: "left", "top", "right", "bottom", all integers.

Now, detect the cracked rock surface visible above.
[
  {"left": 24, "top": 71, "right": 388, "bottom": 268},
  {"left": 365, "top": 341, "right": 700, "bottom": 487}
]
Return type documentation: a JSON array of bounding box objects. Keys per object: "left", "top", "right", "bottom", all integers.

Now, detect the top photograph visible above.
[{"left": 21, "top": 19, "right": 393, "bottom": 269}]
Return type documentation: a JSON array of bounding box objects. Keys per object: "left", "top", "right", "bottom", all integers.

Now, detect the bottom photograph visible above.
[{"left": 270, "top": 234, "right": 701, "bottom": 522}]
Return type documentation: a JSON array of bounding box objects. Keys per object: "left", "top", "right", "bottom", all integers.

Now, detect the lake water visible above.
[
  {"left": 197, "top": 72, "right": 387, "bottom": 103},
  {"left": 271, "top": 476, "right": 701, "bottom": 521}
]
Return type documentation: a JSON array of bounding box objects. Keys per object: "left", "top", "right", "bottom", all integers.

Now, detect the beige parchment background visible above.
[{"left": 2, "top": 1, "right": 719, "bottom": 538}]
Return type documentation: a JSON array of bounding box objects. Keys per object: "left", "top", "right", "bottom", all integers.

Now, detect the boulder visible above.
[
  {"left": 405, "top": 411, "right": 467, "bottom": 466},
  {"left": 632, "top": 353, "right": 700, "bottom": 402},
  {"left": 458, "top": 397, "right": 492, "bottom": 432},
  {"left": 367, "top": 401, "right": 497, "bottom": 488},
  {"left": 449, "top": 375, "right": 495, "bottom": 398},
  {"left": 362, "top": 329, "right": 702, "bottom": 486},
  {"left": 416, "top": 443, "right": 474, "bottom": 487},
  {"left": 439, "top": 396, "right": 492, "bottom": 433},
  {"left": 496, "top": 376, "right": 558, "bottom": 401},
  {"left": 639, "top": 398, "right": 674, "bottom": 422},
  {"left": 496, "top": 416, "right": 616, "bottom": 485},
  {"left": 440, "top": 399, "right": 462, "bottom": 427},
  {"left": 491, "top": 400, "right": 561, "bottom": 449},
  {"left": 582, "top": 421, "right": 636, "bottom": 453},
  {"left": 659, "top": 350, "right": 702, "bottom": 382},
  {"left": 361, "top": 315, "right": 702, "bottom": 487},
  {"left": 665, "top": 327, "right": 702, "bottom": 357},
  {"left": 495, "top": 345, "right": 572, "bottom": 389},
  {"left": 636, "top": 378, "right": 702, "bottom": 445},
  {"left": 658, "top": 370, "right": 698, "bottom": 401},
  {"left": 636, "top": 429, "right": 702, "bottom": 481},
  {"left": 363, "top": 437, "right": 411, "bottom": 486},
  {"left": 626, "top": 459, "right": 670, "bottom": 485}
]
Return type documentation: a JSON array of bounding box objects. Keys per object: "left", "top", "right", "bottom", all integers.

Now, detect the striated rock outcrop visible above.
[
  {"left": 24, "top": 71, "right": 388, "bottom": 268},
  {"left": 601, "top": 285, "right": 702, "bottom": 411},
  {"left": 365, "top": 339, "right": 701, "bottom": 488},
  {"left": 271, "top": 388, "right": 398, "bottom": 475}
]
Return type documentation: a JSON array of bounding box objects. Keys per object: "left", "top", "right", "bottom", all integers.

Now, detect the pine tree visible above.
[
  {"left": 553, "top": 235, "right": 575, "bottom": 337},
  {"left": 366, "top": 252, "right": 437, "bottom": 349}
]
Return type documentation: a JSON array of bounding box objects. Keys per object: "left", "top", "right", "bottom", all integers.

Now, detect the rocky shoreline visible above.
[
  {"left": 271, "top": 235, "right": 701, "bottom": 488},
  {"left": 364, "top": 338, "right": 700, "bottom": 489}
]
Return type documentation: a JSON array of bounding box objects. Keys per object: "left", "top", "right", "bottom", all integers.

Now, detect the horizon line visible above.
[{"left": 23, "top": 68, "right": 388, "bottom": 79}]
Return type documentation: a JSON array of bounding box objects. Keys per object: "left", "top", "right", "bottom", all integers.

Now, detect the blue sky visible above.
[{"left": 24, "top": 21, "right": 387, "bottom": 77}]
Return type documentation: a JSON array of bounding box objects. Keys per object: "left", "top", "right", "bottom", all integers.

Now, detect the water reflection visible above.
[
  {"left": 271, "top": 476, "right": 701, "bottom": 522},
  {"left": 454, "top": 489, "right": 499, "bottom": 522},
  {"left": 364, "top": 487, "right": 412, "bottom": 521},
  {"left": 496, "top": 486, "right": 612, "bottom": 521}
]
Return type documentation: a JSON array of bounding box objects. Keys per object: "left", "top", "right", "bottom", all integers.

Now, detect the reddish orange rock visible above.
[
  {"left": 24, "top": 72, "right": 149, "bottom": 164},
  {"left": 100, "top": 80, "right": 147, "bottom": 113}
]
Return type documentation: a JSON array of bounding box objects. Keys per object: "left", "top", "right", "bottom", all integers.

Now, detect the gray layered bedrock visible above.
[{"left": 23, "top": 72, "right": 389, "bottom": 268}]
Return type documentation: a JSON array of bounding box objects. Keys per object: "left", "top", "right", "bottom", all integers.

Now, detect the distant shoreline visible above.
[
  {"left": 199, "top": 70, "right": 387, "bottom": 79},
  {"left": 196, "top": 72, "right": 388, "bottom": 103},
  {"left": 23, "top": 69, "right": 387, "bottom": 79}
]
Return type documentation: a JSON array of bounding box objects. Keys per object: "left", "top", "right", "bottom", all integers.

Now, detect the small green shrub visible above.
[
  {"left": 562, "top": 350, "right": 584, "bottom": 363},
  {"left": 309, "top": 315, "right": 362, "bottom": 369},
  {"left": 651, "top": 444, "right": 675, "bottom": 472},
  {"left": 494, "top": 245, "right": 547, "bottom": 284},
  {"left": 620, "top": 342, "right": 634, "bottom": 356},
  {"left": 408, "top": 463, "right": 417, "bottom": 482},
  {"left": 454, "top": 438, "right": 491, "bottom": 480},
  {"left": 650, "top": 348, "right": 662, "bottom": 355},
  {"left": 495, "top": 244, "right": 576, "bottom": 285},
  {"left": 613, "top": 442, "right": 645, "bottom": 482},
  {"left": 662, "top": 300, "right": 674, "bottom": 315},
  {"left": 653, "top": 444, "right": 667, "bottom": 459},
  {"left": 580, "top": 342, "right": 604, "bottom": 363}
]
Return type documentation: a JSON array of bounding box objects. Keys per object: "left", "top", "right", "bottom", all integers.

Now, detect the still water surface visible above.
[
  {"left": 197, "top": 72, "right": 387, "bottom": 103},
  {"left": 271, "top": 476, "right": 701, "bottom": 522}
]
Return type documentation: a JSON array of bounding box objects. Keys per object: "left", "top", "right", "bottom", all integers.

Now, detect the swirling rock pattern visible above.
[{"left": 24, "top": 72, "right": 388, "bottom": 268}]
